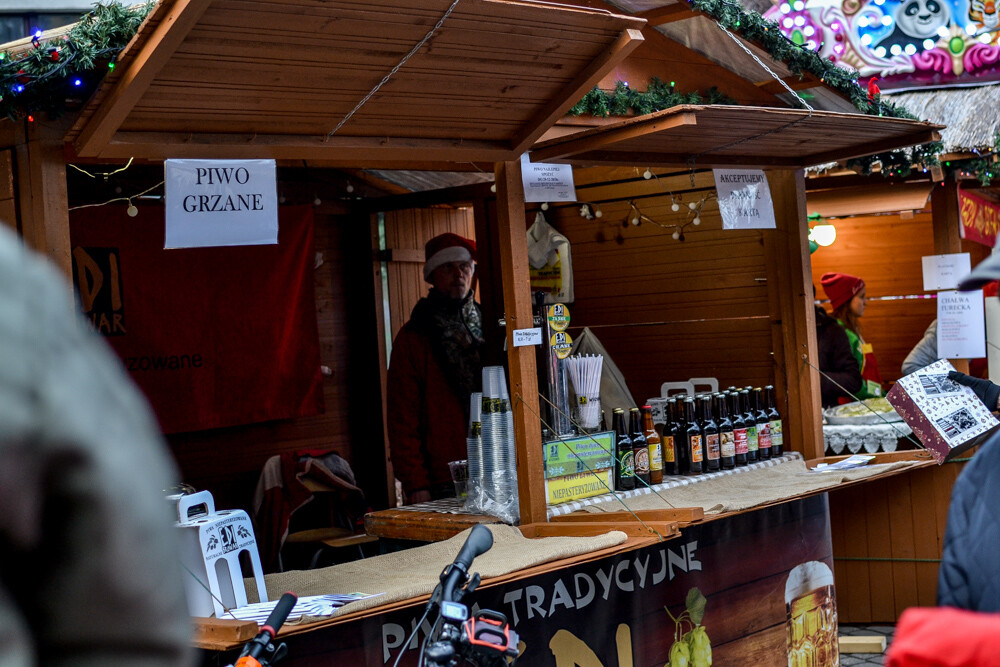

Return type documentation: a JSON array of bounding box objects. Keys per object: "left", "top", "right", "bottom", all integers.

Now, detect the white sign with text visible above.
[
  {"left": 922, "top": 253, "right": 971, "bottom": 292},
  {"left": 713, "top": 169, "right": 776, "bottom": 230},
  {"left": 937, "top": 290, "right": 986, "bottom": 359},
  {"left": 512, "top": 327, "right": 543, "bottom": 347},
  {"left": 520, "top": 153, "right": 576, "bottom": 203},
  {"left": 165, "top": 159, "right": 278, "bottom": 249}
]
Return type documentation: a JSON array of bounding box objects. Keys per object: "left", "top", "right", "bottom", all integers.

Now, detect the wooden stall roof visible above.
[
  {"left": 63, "top": 0, "right": 645, "bottom": 167},
  {"left": 529, "top": 104, "right": 944, "bottom": 168}
]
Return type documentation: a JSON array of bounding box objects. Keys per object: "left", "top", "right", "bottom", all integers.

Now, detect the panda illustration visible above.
[{"left": 875, "top": 0, "right": 951, "bottom": 51}]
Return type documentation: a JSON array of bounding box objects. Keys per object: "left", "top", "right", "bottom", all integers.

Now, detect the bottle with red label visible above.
[
  {"left": 716, "top": 392, "right": 735, "bottom": 470},
  {"left": 699, "top": 395, "right": 720, "bottom": 472},
  {"left": 684, "top": 397, "right": 703, "bottom": 475},
  {"left": 730, "top": 391, "right": 748, "bottom": 466}
]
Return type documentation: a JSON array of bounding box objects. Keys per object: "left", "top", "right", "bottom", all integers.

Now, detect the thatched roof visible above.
[{"left": 885, "top": 85, "right": 1000, "bottom": 153}]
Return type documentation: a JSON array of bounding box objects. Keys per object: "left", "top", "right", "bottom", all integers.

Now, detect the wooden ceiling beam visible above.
[
  {"left": 528, "top": 112, "right": 697, "bottom": 162},
  {"left": 73, "top": 0, "right": 211, "bottom": 158},
  {"left": 553, "top": 150, "right": 805, "bottom": 169},
  {"left": 637, "top": 4, "right": 700, "bottom": 25},
  {"left": 511, "top": 27, "right": 645, "bottom": 155},
  {"left": 74, "top": 131, "right": 517, "bottom": 164}
]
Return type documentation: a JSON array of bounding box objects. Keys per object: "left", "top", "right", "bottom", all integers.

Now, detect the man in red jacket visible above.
[{"left": 388, "top": 233, "right": 483, "bottom": 504}]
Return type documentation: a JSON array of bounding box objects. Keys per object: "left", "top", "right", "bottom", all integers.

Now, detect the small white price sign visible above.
[{"left": 512, "top": 327, "right": 542, "bottom": 347}]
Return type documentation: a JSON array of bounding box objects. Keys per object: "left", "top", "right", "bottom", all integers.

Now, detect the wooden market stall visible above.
[{"left": 0, "top": 0, "right": 962, "bottom": 662}]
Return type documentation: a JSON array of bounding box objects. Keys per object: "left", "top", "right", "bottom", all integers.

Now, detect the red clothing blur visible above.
[
  {"left": 886, "top": 607, "right": 1000, "bottom": 666},
  {"left": 387, "top": 322, "right": 469, "bottom": 495}
]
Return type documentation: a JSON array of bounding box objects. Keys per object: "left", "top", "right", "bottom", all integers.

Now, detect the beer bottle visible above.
[
  {"left": 741, "top": 389, "right": 759, "bottom": 462},
  {"left": 612, "top": 408, "right": 634, "bottom": 491},
  {"left": 642, "top": 405, "right": 664, "bottom": 484},
  {"left": 700, "top": 395, "right": 720, "bottom": 472},
  {"left": 716, "top": 393, "right": 735, "bottom": 470},
  {"left": 663, "top": 398, "right": 679, "bottom": 475},
  {"left": 729, "top": 391, "right": 748, "bottom": 466},
  {"left": 754, "top": 387, "right": 771, "bottom": 460},
  {"left": 630, "top": 407, "right": 650, "bottom": 487},
  {"left": 765, "top": 385, "right": 784, "bottom": 456},
  {"left": 684, "top": 397, "right": 703, "bottom": 475}
]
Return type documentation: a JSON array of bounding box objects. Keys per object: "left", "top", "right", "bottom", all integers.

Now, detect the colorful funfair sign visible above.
[{"left": 763, "top": 0, "right": 1000, "bottom": 87}]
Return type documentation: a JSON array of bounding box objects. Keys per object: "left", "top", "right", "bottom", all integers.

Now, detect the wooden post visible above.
[
  {"left": 930, "top": 177, "right": 969, "bottom": 373},
  {"left": 16, "top": 119, "right": 71, "bottom": 279},
  {"left": 370, "top": 212, "right": 397, "bottom": 509},
  {"left": 494, "top": 160, "right": 546, "bottom": 525},
  {"left": 765, "top": 169, "right": 825, "bottom": 459}
]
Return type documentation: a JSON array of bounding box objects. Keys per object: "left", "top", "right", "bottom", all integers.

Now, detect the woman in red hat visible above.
[{"left": 820, "top": 272, "right": 883, "bottom": 402}]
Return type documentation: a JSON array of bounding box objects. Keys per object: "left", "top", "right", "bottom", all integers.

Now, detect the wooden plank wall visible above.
[
  {"left": 167, "top": 208, "right": 389, "bottom": 511},
  {"left": 382, "top": 207, "right": 476, "bottom": 340},
  {"left": 0, "top": 149, "right": 17, "bottom": 231},
  {"left": 829, "top": 459, "right": 967, "bottom": 621},
  {"left": 539, "top": 167, "right": 776, "bottom": 408},
  {"left": 809, "top": 210, "right": 989, "bottom": 385}
]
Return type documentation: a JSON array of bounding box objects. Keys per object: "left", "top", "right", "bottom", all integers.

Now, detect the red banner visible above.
[
  {"left": 70, "top": 204, "right": 324, "bottom": 433},
  {"left": 958, "top": 187, "right": 1000, "bottom": 248}
]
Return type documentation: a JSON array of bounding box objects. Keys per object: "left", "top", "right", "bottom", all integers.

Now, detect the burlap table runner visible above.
[
  {"left": 243, "top": 525, "right": 626, "bottom": 618},
  {"left": 580, "top": 458, "right": 918, "bottom": 515}
]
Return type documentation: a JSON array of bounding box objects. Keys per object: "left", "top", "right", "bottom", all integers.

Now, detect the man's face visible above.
[{"left": 430, "top": 260, "right": 475, "bottom": 299}]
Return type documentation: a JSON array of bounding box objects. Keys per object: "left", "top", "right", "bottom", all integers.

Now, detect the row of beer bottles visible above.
[{"left": 613, "top": 386, "right": 784, "bottom": 489}]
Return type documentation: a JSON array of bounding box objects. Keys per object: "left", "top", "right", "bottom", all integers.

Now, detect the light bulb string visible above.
[
  {"left": 68, "top": 179, "right": 163, "bottom": 211},
  {"left": 68, "top": 157, "right": 133, "bottom": 180}
]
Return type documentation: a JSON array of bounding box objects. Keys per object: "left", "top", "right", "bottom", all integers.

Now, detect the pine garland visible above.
[
  {"left": 568, "top": 78, "right": 737, "bottom": 117},
  {"left": 0, "top": 2, "right": 153, "bottom": 121}
]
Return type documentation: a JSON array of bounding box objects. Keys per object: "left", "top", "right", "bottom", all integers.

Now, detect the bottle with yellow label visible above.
[{"left": 642, "top": 405, "right": 663, "bottom": 484}]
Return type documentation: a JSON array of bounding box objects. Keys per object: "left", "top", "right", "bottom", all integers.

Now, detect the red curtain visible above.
[{"left": 70, "top": 203, "right": 324, "bottom": 433}]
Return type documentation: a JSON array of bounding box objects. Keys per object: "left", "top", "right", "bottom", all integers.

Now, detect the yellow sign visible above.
[
  {"left": 547, "top": 303, "right": 571, "bottom": 332},
  {"left": 550, "top": 331, "right": 573, "bottom": 359}
]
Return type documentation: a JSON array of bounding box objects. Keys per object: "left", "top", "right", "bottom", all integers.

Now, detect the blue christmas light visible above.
[{"left": 73, "top": 78, "right": 82, "bottom": 86}]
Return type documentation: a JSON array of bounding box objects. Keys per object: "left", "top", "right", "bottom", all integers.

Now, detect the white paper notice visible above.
[
  {"left": 713, "top": 169, "right": 776, "bottom": 230},
  {"left": 922, "top": 253, "right": 971, "bottom": 291},
  {"left": 164, "top": 159, "right": 278, "bottom": 249},
  {"left": 512, "top": 327, "right": 542, "bottom": 347},
  {"left": 937, "top": 290, "right": 986, "bottom": 359},
  {"left": 520, "top": 153, "right": 576, "bottom": 203}
]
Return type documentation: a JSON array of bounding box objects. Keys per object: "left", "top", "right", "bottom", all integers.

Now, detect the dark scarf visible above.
[{"left": 408, "top": 289, "right": 484, "bottom": 417}]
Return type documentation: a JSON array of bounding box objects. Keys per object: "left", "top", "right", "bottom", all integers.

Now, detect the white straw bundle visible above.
[{"left": 564, "top": 354, "right": 603, "bottom": 428}]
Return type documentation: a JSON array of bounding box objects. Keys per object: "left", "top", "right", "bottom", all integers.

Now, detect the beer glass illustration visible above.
[{"left": 785, "top": 561, "right": 838, "bottom": 667}]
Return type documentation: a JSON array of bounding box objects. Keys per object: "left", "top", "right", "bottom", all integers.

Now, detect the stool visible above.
[{"left": 175, "top": 491, "right": 268, "bottom": 617}]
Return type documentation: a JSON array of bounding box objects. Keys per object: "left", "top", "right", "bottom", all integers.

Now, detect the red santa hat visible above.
[
  {"left": 820, "top": 272, "right": 864, "bottom": 310},
  {"left": 424, "top": 233, "right": 476, "bottom": 282}
]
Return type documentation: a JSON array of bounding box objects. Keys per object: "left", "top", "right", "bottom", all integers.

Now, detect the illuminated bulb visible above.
[
  {"left": 126, "top": 202, "right": 138, "bottom": 217},
  {"left": 803, "top": 25, "right": 815, "bottom": 36},
  {"left": 692, "top": 216, "right": 701, "bottom": 225},
  {"left": 858, "top": 16, "right": 870, "bottom": 27},
  {"left": 688, "top": 201, "right": 697, "bottom": 210},
  {"left": 923, "top": 38, "right": 935, "bottom": 49},
  {"left": 781, "top": 3, "right": 791, "bottom": 12},
  {"left": 794, "top": 15, "right": 805, "bottom": 26},
  {"left": 672, "top": 230, "right": 681, "bottom": 240},
  {"left": 904, "top": 43, "right": 917, "bottom": 55},
  {"left": 810, "top": 223, "right": 837, "bottom": 246},
  {"left": 890, "top": 44, "right": 902, "bottom": 55},
  {"left": 631, "top": 216, "right": 640, "bottom": 226},
  {"left": 490, "top": 183, "right": 496, "bottom": 193},
  {"left": 966, "top": 24, "right": 977, "bottom": 35},
  {"left": 981, "top": 32, "right": 993, "bottom": 43},
  {"left": 313, "top": 196, "right": 322, "bottom": 206},
  {"left": 672, "top": 202, "right": 681, "bottom": 212},
  {"left": 861, "top": 33, "right": 873, "bottom": 45},
  {"left": 793, "top": 0, "right": 804, "bottom": 9},
  {"left": 874, "top": 46, "right": 887, "bottom": 57},
  {"left": 594, "top": 209, "right": 603, "bottom": 218},
  {"left": 643, "top": 168, "right": 652, "bottom": 179},
  {"left": 73, "top": 78, "right": 82, "bottom": 86},
  {"left": 541, "top": 202, "right": 549, "bottom": 210},
  {"left": 346, "top": 183, "right": 354, "bottom": 193},
  {"left": 783, "top": 17, "right": 794, "bottom": 28},
  {"left": 874, "top": 0, "right": 884, "bottom": 5},
  {"left": 881, "top": 14, "right": 893, "bottom": 26},
  {"left": 937, "top": 25, "right": 950, "bottom": 37}
]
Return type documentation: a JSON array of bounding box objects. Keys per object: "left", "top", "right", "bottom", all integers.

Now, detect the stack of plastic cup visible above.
[{"left": 473, "top": 366, "right": 519, "bottom": 522}]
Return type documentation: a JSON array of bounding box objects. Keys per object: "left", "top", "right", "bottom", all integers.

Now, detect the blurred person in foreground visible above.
[
  {"left": 934, "top": 255, "right": 1000, "bottom": 612},
  {"left": 0, "top": 226, "right": 191, "bottom": 665},
  {"left": 387, "top": 233, "right": 483, "bottom": 505}
]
